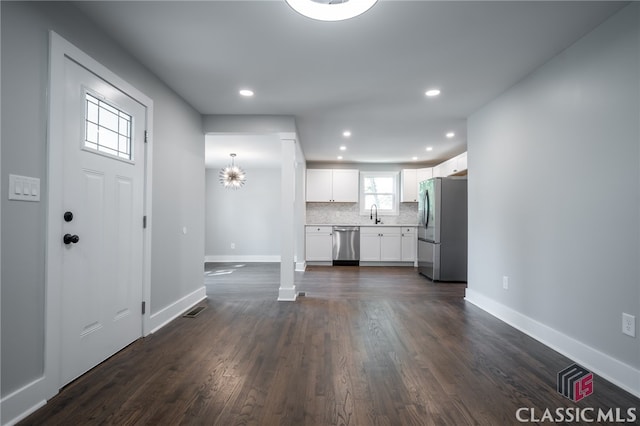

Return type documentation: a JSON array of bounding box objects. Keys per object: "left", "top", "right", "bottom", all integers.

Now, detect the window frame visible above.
[{"left": 359, "top": 171, "right": 400, "bottom": 216}]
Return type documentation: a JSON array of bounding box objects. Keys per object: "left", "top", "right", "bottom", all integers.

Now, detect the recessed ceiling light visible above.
[
  {"left": 339, "top": 146, "right": 347, "bottom": 151},
  {"left": 425, "top": 89, "right": 441, "bottom": 97},
  {"left": 285, "top": 0, "right": 377, "bottom": 21},
  {"left": 426, "top": 147, "right": 433, "bottom": 151},
  {"left": 337, "top": 156, "right": 343, "bottom": 160},
  {"left": 446, "top": 132, "right": 455, "bottom": 138},
  {"left": 412, "top": 156, "right": 418, "bottom": 161},
  {"left": 239, "top": 89, "right": 254, "bottom": 97},
  {"left": 343, "top": 130, "right": 351, "bottom": 137}
]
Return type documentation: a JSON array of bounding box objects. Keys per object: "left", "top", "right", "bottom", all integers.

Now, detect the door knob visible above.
[{"left": 63, "top": 234, "right": 80, "bottom": 245}]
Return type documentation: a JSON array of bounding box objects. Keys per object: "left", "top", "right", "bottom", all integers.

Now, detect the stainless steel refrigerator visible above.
[{"left": 417, "top": 177, "right": 467, "bottom": 281}]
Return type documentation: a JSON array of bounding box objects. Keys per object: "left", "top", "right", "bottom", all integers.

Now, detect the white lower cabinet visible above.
[
  {"left": 305, "top": 226, "right": 333, "bottom": 261},
  {"left": 360, "top": 227, "right": 402, "bottom": 262},
  {"left": 308, "top": 225, "right": 417, "bottom": 264},
  {"left": 401, "top": 227, "right": 417, "bottom": 262},
  {"left": 360, "top": 231, "right": 381, "bottom": 262}
]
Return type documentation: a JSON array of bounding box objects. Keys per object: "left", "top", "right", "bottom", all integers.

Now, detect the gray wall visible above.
[
  {"left": 203, "top": 114, "right": 297, "bottom": 134},
  {"left": 468, "top": 2, "right": 639, "bottom": 370},
  {"left": 205, "top": 168, "right": 281, "bottom": 258},
  {"left": 1, "top": 0, "right": 204, "bottom": 397}
]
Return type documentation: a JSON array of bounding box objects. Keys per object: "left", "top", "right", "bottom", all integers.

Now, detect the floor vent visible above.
[{"left": 183, "top": 306, "right": 206, "bottom": 318}]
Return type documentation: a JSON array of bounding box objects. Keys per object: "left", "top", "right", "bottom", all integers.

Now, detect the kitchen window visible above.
[{"left": 360, "top": 171, "right": 399, "bottom": 216}]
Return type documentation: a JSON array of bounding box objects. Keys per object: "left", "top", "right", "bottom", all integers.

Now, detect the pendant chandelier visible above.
[
  {"left": 219, "top": 153, "right": 246, "bottom": 189},
  {"left": 285, "top": 0, "right": 377, "bottom": 22}
]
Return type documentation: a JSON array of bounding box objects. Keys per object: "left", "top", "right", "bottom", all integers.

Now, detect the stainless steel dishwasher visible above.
[{"left": 332, "top": 226, "right": 360, "bottom": 266}]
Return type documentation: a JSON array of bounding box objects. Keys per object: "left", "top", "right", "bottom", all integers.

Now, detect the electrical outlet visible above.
[
  {"left": 230, "top": 243, "right": 235, "bottom": 250},
  {"left": 622, "top": 313, "right": 635, "bottom": 337},
  {"left": 502, "top": 276, "right": 509, "bottom": 290}
]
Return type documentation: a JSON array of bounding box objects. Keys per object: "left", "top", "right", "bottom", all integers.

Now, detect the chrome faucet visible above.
[{"left": 370, "top": 204, "right": 381, "bottom": 224}]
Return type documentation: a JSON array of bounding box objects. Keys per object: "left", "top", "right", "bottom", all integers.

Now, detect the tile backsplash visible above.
[{"left": 306, "top": 202, "right": 419, "bottom": 225}]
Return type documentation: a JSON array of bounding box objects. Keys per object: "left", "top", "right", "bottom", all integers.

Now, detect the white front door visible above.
[{"left": 60, "top": 56, "right": 146, "bottom": 385}]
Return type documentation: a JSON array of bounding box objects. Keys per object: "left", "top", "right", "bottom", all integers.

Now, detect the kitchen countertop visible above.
[{"left": 306, "top": 223, "right": 418, "bottom": 227}]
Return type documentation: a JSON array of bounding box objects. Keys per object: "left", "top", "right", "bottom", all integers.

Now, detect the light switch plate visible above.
[{"left": 8, "top": 174, "right": 40, "bottom": 202}]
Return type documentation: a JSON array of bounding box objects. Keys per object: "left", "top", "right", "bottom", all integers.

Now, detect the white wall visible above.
[
  {"left": 1, "top": 1, "right": 204, "bottom": 420},
  {"left": 466, "top": 3, "right": 640, "bottom": 395},
  {"left": 205, "top": 168, "right": 281, "bottom": 261}
]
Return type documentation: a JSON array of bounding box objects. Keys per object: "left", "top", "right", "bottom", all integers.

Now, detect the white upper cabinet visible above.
[
  {"left": 402, "top": 168, "right": 433, "bottom": 202},
  {"left": 416, "top": 167, "right": 433, "bottom": 184},
  {"left": 306, "top": 169, "right": 333, "bottom": 201},
  {"left": 439, "top": 157, "right": 458, "bottom": 177},
  {"left": 306, "top": 169, "right": 359, "bottom": 202},
  {"left": 401, "top": 169, "right": 418, "bottom": 202},
  {"left": 455, "top": 152, "right": 467, "bottom": 174},
  {"left": 331, "top": 169, "right": 359, "bottom": 202},
  {"left": 433, "top": 151, "right": 468, "bottom": 177}
]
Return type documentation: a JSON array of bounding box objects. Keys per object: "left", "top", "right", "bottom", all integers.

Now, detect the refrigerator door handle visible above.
[{"left": 425, "top": 188, "right": 430, "bottom": 229}]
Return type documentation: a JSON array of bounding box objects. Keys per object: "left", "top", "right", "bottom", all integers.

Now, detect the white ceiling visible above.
[
  {"left": 205, "top": 134, "right": 282, "bottom": 169},
  {"left": 73, "top": 0, "right": 627, "bottom": 167}
]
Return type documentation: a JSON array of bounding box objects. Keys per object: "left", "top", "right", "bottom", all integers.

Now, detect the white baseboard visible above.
[
  {"left": 1, "top": 287, "right": 208, "bottom": 426},
  {"left": 148, "top": 286, "right": 207, "bottom": 334},
  {"left": 359, "top": 261, "right": 414, "bottom": 267},
  {"left": 204, "top": 255, "right": 280, "bottom": 263},
  {"left": 295, "top": 261, "right": 306, "bottom": 271},
  {"left": 465, "top": 289, "right": 640, "bottom": 398},
  {"left": 1, "top": 376, "right": 48, "bottom": 426}
]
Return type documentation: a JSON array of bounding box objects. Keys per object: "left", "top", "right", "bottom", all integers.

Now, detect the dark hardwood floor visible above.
[{"left": 21, "top": 263, "right": 639, "bottom": 425}]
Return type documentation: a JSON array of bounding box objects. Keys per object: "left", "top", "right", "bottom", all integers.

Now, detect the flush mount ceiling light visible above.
[
  {"left": 446, "top": 132, "right": 455, "bottom": 138},
  {"left": 219, "top": 153, "right": 246, "bottom": 190},
  {"left": 425, "top": 89, "right": 441, "bottom": 97},
  {"left": 286, "top": 0, "right": 377, "bottom": 22},
  {"left": 343, "top": 130, "right": 352, "bottom": 137},
  {"left": 239, "top": 89, "right": 254, "bottom": 97}
]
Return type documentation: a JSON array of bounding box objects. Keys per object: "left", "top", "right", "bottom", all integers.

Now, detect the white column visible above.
[{"left": 278, "top": 136, "right": 297, "bottom": 301}]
